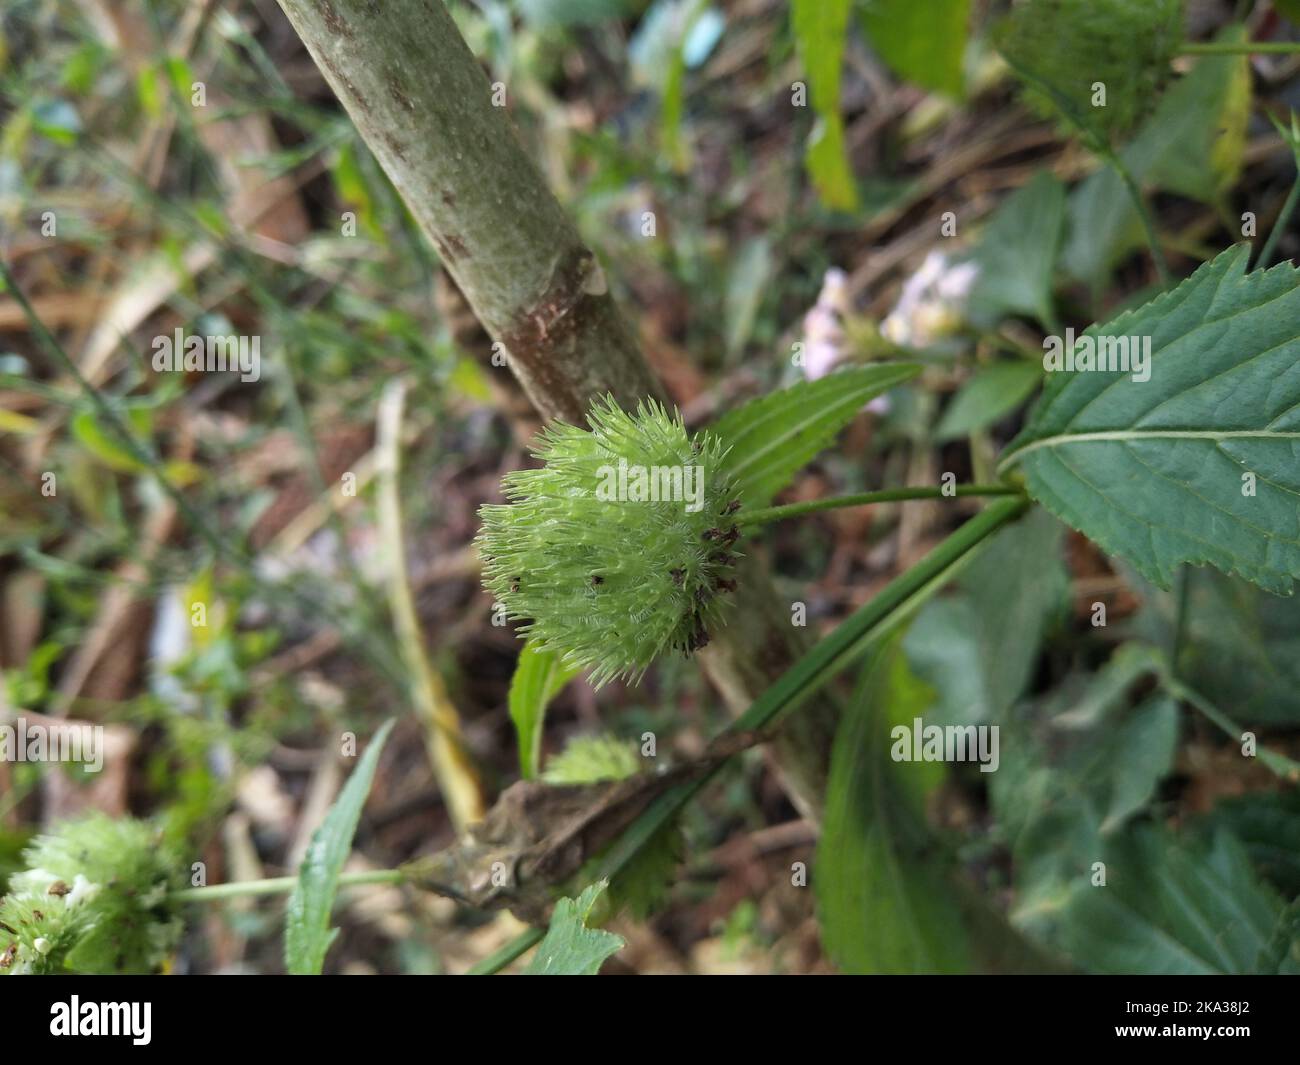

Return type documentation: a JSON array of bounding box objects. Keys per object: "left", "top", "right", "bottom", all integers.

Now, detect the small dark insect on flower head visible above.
[
  {"left": 475, "top": 396, "right": 745, "bottom": 686},
  {"left": 723, "top": 499, "right": 741, "bottom": 515}
]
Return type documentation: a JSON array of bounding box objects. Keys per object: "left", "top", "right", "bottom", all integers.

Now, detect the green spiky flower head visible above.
[
  {"left": 477, "top": 397, "right": 743, "bottom": 686},
  {"left": 0, "top": 814, "right": 181, "bottom": 975}
]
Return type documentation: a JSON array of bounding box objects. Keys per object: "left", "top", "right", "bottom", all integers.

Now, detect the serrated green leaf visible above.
[
  {"left": 509, "top": 640, "right": 580, "bottom": 779},
  {"left": 1059, "top": 825, "right": 1298, "bottom": 974},
  {"left": 935, "top": 361, "right": 1042, "bottom": 441},
  {"left": 860, "top": 0, "right": 968, "bottom": 97},
  {"left": 285, "top": 719, "right": 394, "bottom": 975},
  {"left": 991, "top": 647, "right": 1179, "bottom": 933},
  {"left": 966, "top": 171, "right": 1066, "bottom": 330},
  {"left": 792, "top": 0, "right": 858, "bottom": 211},
  {"left": 712, "top": 363, "right": 920, "bottom": 505},
  {"left": 1064, "top": 30, "right": 1251, "bottom": 290},
  {"left": 1001, "top": 245, "right": 1300, "bottom": 595},
  {"left": 525, "top": 880, "right": 625, "bottom": 975},
  {"left": 995, "top": 0, "right": 1183, "bottom": 147},
  {"left": 1204, "top": 791, "right": 1300, "bottom": 899},
  {"left": 816, "top": 642, "right": 972, "bottom": 973},
  {"left": 607, "top": 818, "right": 683, "bottom": 919}
]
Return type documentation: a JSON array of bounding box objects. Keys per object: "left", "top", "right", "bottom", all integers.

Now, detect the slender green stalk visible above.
[
  {"left": 1259, "top": 172, "right": 1300, "bottom": 269},
  {"left": 1179, "top": 41, "right": 1300, "bottom": 55},
  {"left": 1101, "top": 149, "right": 1171, "bottom": 287},
  {"left": 471, "top": 497, "right": 1030, "bottom": 974},
  {"left": 1163, "top": 676, "right": 1300, "bottom": 781},
  {"left": 735, "top": 484, "right": 1022, "bottom": 528},
  {"left": 466, "top": 928, "right": 546, "bottom": 976},
  {"left": 176, "top": 867, "right": 407, "bottom": 902}
]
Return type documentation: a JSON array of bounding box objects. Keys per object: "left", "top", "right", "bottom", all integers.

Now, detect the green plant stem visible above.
[
  {"left": 1259, "top": 172, "right": 1300, "bottom": 269},
  {"left": 470, "top": 496, "right": 1030, "bottom": 974},
  {"left": 176, "top": 868, "right": 407, "bottom": 902},
  {"left": 1179, "top": 41, "right": 1300, "bottom": 55},
  {"left": 734, "top": 484, "right": 1022, "bottom": 528},
  {"left": 1101, "top": 150, "right": 1171, "bottom": 287},
  {"left": 467, "top": 928, "right": 546, "bottom": 975},
  {"left": 1162, "top": 676, "right": 1300, "bottom": 781}
]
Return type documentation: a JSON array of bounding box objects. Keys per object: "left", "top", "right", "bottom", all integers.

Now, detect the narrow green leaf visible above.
[
  {"left": 935, "top": 361, "right": 1042, "bottom": 441},
  {"left": 525, "top": 880, "right": 625, "bottom": 975},
  {"left": 71, "top": 407, "right": 152, "bottom": 473},
  {"left": 860, "top": 0, "right": 968, "bottom": 97},
  {"left": 724, "top": 236, "right": 774, "bottom": 356},
  {"left": 509, "top": 640, "right": 580, "bottom": 779},
  {"left": 1001, "top": 245, "right": 1300, "bottom": 595},
  {"left": 712, "top": 363, "right": 920, "bottom": 506},
  {"left": 792, "top": 0, "right": 858, "bottom": 211},
  {"left": 284, "top": 719, "right": 395, "bottom": 975}
]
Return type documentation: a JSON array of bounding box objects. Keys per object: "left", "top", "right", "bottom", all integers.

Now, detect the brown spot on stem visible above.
[
  {"left": 386, "top": 72, "right": 416, "bottom": 112},
  {"left": 316, "top": 0, "right": 353, "bottom": 39},
  {"left": 379, "top": 130, "right": 408, "bottom": 161}
]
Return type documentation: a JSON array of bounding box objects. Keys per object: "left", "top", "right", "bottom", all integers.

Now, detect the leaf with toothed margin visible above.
[{"left": 999, "top": 245, "right": 1300, "bottom": 596}]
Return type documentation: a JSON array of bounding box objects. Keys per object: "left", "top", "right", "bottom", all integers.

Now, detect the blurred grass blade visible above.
[
  {"left": 285, "top": 718, "right": 395, "bottom": 975},
  {"left": 376, "top": 379, "right": 484, "bottom": 831},
  {"left": 860, "top": 0, "right": 969, "bottom": 97},
  {"left": 792, "top": 0, "right": 858, "bottom": 211}
]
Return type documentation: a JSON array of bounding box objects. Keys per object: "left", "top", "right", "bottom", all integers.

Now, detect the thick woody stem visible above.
[{"left": 276, "top": 0, "right": 663, "bottom": 423}]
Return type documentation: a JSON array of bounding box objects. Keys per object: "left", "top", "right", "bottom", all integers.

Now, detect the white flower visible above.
[
  {"left": 800, "top": 268, "right": 851, "bottom": 380},
  {"left": 881, "top": 251, "right": 979, "bottom": 348}
]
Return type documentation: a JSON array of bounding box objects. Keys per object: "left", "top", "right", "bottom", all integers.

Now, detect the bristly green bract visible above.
[{"left": 477, "top": 396, "right": 743, "bottom": 687}]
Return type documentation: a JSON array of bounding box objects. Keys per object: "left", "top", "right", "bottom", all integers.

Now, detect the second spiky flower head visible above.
[{"left": 477, "top": 397, "right": 743, "bottom": 686}]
